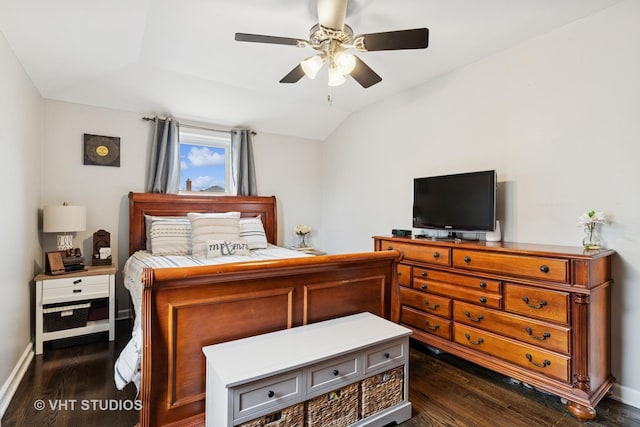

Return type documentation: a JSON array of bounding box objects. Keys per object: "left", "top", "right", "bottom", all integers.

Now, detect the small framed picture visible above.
[{"left": 84, "top": 134, "right": 120, "bottom": 167}]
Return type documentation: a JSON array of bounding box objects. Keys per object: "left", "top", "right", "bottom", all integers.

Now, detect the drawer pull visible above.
[
  {"left": 433, "top": 252, "right": 440, "bottom": 259},
  {"left": 387, "top": 246, "right": 393, "bottom": 250},
  {"left": 522, "top": 296, "right": 547, "bottom": 309},
  {"left": 424, "top": 300, "right": 440, "bottom": 311},
  {"left": 525, "top": 327, "right": 551, "bottom": 341},
  {"left": 73, "top": 279, "right": 82, "bottom": 285},
  {"left": 464, "top": 333, "right": 483, "bottom": 345},
  {"left": 383, "top": 352, "right": 390, "bottom": 359},
  {"left": 525, "top": 353, "right": 551, "bottom": 368},
  {"left": 267, "top": 390, "right": 275, "bottom": 398},
  {"left": 464, "top": 256, "right": 471, "bottom": 264},
  {"left": 332, "top": 369, "right": 339, "bottom": 376},
  {"left": 421, "top": 284, "right": 428, "bottom": 291},
  {"left": 479, "top": 281, "right": 487, "bottom": 288},
  {"left": 479, "top": 296, "right": 487, "bottom": 304},
  {"left": 540, "top": 265, "right": 550, "bottom": 273},
  {"left": 464, "top": 311, "right": 484, "bottom": 323},
  {"left": 421, "top": 271, "right": 428, "bottom": 277},
  {"left": 424, "top": 321, "right": 440, "bottom": 331},
  {"left": 73, "top": 289, "right": 82, "bottom": 294}
]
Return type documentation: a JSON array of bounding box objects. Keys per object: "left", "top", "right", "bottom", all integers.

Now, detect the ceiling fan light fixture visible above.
[
  {"left": 301, "top": 55, "right": 324, "bottom": 79},
  {"left": 334, "top": 51, "right": 356, "bottom": 75},
  {"left": 328, "top": 67, "right": 346, "bottom": 86}
]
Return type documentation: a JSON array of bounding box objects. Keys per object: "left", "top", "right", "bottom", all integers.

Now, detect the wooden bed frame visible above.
[{"left": 127, "top": 192, "right": 402, "bottom": 426}]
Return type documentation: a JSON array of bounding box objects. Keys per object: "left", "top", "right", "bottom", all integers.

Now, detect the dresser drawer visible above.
[
  {"left": 453, "top": 250, "right": 569, "bottom": 283},
  {"left": 414, "top": 268, "right": 501, "bottom": 293},
  {"left": 307, "top": 355, "right": 359, "bottom": 394},
  {"left": 453, "top": 324, "right": 570, "bottom": 382},
  {"left": 454, "top": 301, "right": 570, "bottom": 354},
  {"left": 400, "top": 286, "right": 451, "bottom": 318},
  {"left": 42, "top": 283, "right": 109, "bottom": 304},
  {"left": 42, "top": 274, "right": 110, "bottom": 290},
  {"left": 234, "top": 370, "right": 303, "bottom": 419},
  {"left": 401, "top": 306, "right": 451, "bottom": 340},
  {"left": 381, "top": 240, "right": 451, "bottom": 266},
  {"left": 397, "top": 264, "right": 412, "bottom": 287},
  {"left": 414, "top": 278, "right": 502, "bottom": 310},
  {"left": 363, "top": 339, "right": 407, "bottom": 374},
  {"left": 504, "top": 284, "right": 569, "bottom": 324}
]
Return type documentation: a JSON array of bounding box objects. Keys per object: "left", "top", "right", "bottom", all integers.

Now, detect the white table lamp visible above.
[{"left": 43, "top": 203, "right": 87, "bottom": 250}]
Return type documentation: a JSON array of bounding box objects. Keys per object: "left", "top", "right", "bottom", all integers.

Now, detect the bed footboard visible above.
[{"left": 139, "top": 250, "right": 402, "bottom": 427}]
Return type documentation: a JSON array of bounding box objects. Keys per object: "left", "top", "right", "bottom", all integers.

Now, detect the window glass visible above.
[{"left": 179, "top": 128, "right": 231, "bottom": 193}]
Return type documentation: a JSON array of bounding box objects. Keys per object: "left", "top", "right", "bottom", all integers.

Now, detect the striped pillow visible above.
[
  {"left": 188, "top": 212, "right": 241, "bottom": 258},
  {"left": 146, "top": 216, "right": 192, "bottom": 255},
  {"left": 239, "top": 216, "right": 268, "bottom": 250}
]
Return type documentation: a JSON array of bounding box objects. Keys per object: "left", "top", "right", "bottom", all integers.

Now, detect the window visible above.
[{"left": 179, "top": 127, "right": 231, "bottom": 194}]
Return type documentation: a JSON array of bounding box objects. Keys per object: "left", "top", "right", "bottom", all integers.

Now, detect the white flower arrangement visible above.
[
  {"left": 578, "top": 210, "right": 606, "bottom": 229},
  {"left": 294, "top": 224, "right": 311, "bottom": 236}
]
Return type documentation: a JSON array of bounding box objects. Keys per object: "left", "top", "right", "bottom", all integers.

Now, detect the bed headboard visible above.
[{"left": 128, "top": 192, "right": 277, "bottom": 255}]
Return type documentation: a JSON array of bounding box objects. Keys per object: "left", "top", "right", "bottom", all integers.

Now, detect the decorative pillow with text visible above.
[{"left": 206, "top": 239, "right": 251, "bottom": 258}]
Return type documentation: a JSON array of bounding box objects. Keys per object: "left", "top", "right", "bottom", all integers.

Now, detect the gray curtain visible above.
[
  {"left": 231, "top": 129, "right": 257, "bottom": 196},
  {"left": 145, "top": 117, "right": 180, "bottom": 193}
]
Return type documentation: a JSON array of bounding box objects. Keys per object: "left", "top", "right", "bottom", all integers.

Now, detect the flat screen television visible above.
[{"left": 413, "top": 170, "right": 496, "bottom": 234}]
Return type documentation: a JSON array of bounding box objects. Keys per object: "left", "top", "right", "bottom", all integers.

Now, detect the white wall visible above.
[
  {"left": 0, "top": 30, "right": 42, "bottom": 414},
  {"left": 320, "top": 0, "right": 640, "bottom": 406},
  {"left": 40, "top": 101, "right": 323, "bottom": 315}
]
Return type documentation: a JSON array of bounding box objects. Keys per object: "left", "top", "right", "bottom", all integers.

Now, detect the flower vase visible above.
[
  {"left": 583, "top": 225, "right": 602, "bottom": 250},
  {"left": 297, "top": 234, "right": 309, "bottom": 248}
]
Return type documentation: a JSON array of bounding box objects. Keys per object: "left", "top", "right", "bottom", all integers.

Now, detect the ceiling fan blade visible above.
[
  {"left": 235, "top": 33, "right": 306, "bottom": 47},
  {"left": 280, "top": 64, "right": 306, "bottom": 84},
  {"left": 355, "top": 28, "right": 429, "bottom": 51},
  {"left": 350, "top": 56, "right": 382, "bottom": 88},
  {"left": 317, "top": 0, "right": 348, "bottom": 30}
]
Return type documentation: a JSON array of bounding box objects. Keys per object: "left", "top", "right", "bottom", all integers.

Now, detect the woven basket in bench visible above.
[
  {"left": 361, "top": 365, "right": 404, "bottom": 418},
  {"left": 305, "top": 382, "right": 359, "bottom": 427},
  {"left": 238, "top": 402, "right": 304, "bottom": 427}
]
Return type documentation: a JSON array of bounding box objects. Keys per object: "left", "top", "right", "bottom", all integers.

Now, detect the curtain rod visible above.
[{"left": 142, "top": 116, "right": 256, "bottom": 135}]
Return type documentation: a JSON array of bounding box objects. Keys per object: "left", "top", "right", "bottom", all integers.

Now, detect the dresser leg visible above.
[{"left": 566, "top": 400, "right": 596, "bottom": 420}]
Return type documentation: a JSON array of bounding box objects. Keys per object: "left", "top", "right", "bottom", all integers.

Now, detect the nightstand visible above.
[{"left": 34, "top": 265, "right": 116, "bottom": 355}]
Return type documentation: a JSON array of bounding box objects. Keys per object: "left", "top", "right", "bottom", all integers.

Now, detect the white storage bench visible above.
[{"left": 203, "top": 312, "right": 412, "bottom": 427}]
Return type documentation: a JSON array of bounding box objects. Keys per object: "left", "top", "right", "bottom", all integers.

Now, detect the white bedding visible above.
[{"left": 114, "top": 245, "right": 311, "bottom": 391}]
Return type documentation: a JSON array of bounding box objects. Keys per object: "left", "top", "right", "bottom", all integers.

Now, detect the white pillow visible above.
[
  {"left": 239, "top": 216, "right": 268, "bottom": 250},
  {"left": 188, "top": 212, "right": 241, "bottom": 258},
  {"left": 146, "top": 216, "right": 192, "bottom": 255},
  {"left": 206, "top": 239, "right": 250, "bottom": 258}
]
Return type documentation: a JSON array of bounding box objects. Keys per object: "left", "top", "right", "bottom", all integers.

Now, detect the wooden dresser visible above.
[{"left": 373, "top": 236, "right": 615, "bottom": 420}]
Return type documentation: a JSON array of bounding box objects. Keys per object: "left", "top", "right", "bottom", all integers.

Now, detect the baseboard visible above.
[
  {"left": 0, "top": 343, "right": 33, "bottom": 419},
  {"left": 610, "top": 382, "right": 640, "bottom": 409}
]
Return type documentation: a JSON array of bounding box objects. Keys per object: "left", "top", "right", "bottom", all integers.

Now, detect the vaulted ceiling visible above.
[{"left": 0, "top": 0, "right": 621, "bottom": 140}]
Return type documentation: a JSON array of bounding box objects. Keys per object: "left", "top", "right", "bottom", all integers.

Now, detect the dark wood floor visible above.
[{"left": 3, "top": 320, "right": 640, "bottom": 427}]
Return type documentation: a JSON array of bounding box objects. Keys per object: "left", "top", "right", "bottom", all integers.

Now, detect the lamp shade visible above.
[{"left": 43, "top": 205, "right": 87, "bottom": 233}]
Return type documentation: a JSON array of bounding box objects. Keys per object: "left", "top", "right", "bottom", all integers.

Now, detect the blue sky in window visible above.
[{"left": 179, "top": 144, "right": 225, "bottom": 191}]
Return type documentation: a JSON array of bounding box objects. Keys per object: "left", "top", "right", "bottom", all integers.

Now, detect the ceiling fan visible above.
[{"left": 234, "top": 0, "right": 429, "bottom": 89}]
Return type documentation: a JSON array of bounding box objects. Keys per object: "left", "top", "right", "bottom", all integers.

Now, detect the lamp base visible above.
[{"left": 56, "top": 234, "right": 74, "bottom": 250}]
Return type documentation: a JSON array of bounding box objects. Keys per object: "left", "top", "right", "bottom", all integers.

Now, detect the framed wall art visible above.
[{"left": 84, "top": 133, "right": 120, "bottom": 167}]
